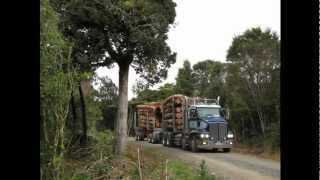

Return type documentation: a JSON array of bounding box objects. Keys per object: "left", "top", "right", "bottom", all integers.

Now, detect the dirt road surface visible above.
[{"left": 128, "top": 138, "right": 280, "bottom": 180}]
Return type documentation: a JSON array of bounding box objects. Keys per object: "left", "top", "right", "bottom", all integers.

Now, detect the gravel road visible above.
[{"left": 129, "top": 138, "right": 280, "bottom": 180}]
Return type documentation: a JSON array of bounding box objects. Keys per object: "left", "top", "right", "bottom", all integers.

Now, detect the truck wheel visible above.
[
  {"left": 190, "top": 137, "right": 199, "bottom": 152},
  {"left": 162, "top": 137, "right": 167, "bottom": 146},
  {"left": 151, "top": 138, "right": 154, "bottom": 144},
  {"left": 166, "top": 137, "right": 172, "bottom": 147},
  {"left": 181, "top": 138, "right": 188, "bottom": 150},
  {"left": 223, "top": 148, "right": 231, "bottom": 153},
  {"left": 212, "top": 148, "right": 218, "bottom": 153}
]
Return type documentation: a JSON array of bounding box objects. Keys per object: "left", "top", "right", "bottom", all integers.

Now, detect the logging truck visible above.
[
  {"left": 134, "top": 102, "right": 162, "bottom": 141},
  {"left": 160, "top": 95, "right": 234, "bottom": 152}
]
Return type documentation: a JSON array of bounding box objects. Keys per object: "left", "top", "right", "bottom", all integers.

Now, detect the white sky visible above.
[{"left": 95, "top": 0, "right": 280, "bottom": 100}]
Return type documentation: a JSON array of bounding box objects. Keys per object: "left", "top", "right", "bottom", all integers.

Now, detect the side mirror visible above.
[{"left": 220, "top": 108, "right": 225, "bottom": 117}]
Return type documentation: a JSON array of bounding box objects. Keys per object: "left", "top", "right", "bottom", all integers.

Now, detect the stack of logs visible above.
[
  {"left": 137, "top": 106, "right": 149, "bottom": 130},
  {"left": 136, "top": 102, "right": 161, "bottom": 131},
  {"left": 162, "top": 95, "right": 185, "bottom": 129}
]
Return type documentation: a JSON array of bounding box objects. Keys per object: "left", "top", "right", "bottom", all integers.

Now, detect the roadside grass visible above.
[
  {"left": 125, "top": 143, "right": 216, "bottom": 180},
  {"left": 58, "top": 135, "right": 217, "bottom": 180}
]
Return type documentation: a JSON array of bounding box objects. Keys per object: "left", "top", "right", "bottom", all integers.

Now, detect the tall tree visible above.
[
  {"left": 225, "top": 63, "right": 255, "bottom": 140},
  {"left": 226, "top": 27, "right": 280, "bottom": 137},
  {"left": 192, "top": 60, "right": 226, "bottom": 103},
  {"left": 175, "top": 60, "right": 194, "bottom": 96},
  {"left": 61, "top": 0, "right": 176, "bottom": 155}
]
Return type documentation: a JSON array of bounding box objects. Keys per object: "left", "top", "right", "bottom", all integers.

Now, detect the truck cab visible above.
[
  {"left": 160, "top": 95, "right": 233, "bottom": 152},
  {"left": 184, "top": 104, "right": 233, "bottom": 152}
]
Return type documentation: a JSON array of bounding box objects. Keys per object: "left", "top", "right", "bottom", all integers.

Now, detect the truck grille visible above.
[{"left": 209, "top": 123, "right": 227, "bottom": 142}]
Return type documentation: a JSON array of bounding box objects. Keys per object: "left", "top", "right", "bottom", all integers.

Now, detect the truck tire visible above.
[
  {"left": 190, "top": 137, "right": 199, "bottom": 152},
  {"left": 166, "top": 136, "right": 172, "bottom": 147},
  {"left": 162, "top": 137, "right": 167, "bottom": 146},
  {"left": 181, "top": 138, "right": 188, "bottom": 150},
  {"left": 212, "top": 148, "right": 218, "bottom": 153},
  {"left": 223, "top": 148, "right": 231, "bottom": 153}
]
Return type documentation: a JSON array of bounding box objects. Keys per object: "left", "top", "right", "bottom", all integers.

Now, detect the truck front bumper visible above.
[{"left": 197, "top": 139, "right": 233, "bottom": 150}]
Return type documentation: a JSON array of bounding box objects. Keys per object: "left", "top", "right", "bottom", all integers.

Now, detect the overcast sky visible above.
[{"left": 95, "top": 0, "right": 280, "bottom": 100}]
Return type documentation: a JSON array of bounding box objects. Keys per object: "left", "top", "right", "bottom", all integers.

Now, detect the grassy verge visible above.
[
  {"left": 125, "top": 143, "right": 216, "bottom": 180},
  {"left": 59, "top": 133, "right": 216, "bottom": 180}
]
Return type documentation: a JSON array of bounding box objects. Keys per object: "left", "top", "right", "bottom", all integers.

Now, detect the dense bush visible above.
[{"left": 40, "top": 0, "right": 75, "bottom": 178}]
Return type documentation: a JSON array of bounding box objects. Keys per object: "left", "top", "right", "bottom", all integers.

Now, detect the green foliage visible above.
[
  {"left": 195, "top": 160, "right": 215, "bottom": 180},
  {"left": 99, "top": 105, "right": 117, "bottom": 131},
  {"left": 93, "top": 76, "right": 118, "bottom": 104},
  {"left": 73, "top": 175, "right": 91, "bottom": 180},
  {"left": 85, "top": 92, "right": 103, "bottom": 136},
  {"left": 175, "top": 60, "right": 194, "bottom": 96},
  {"left": 60, "top": 0, "right": 177, "bottom": 85},
  {"left": 62, "top": 130, "right": 115, "bottom": 180},
  {"left": 225, "top": 27, "right": 280, "bottom": 145},
  {"left": 40, "top": 0, "right": 76, "bottom": 179},
  {"left": 192, "top": 60, "right": 226, "bottom": 104},
  {"left": 167, "top": 160, "right": 195, "bottom": 180},
  {"left": 92, "top": 130, "right": 114, "bottom": 159},
  {"left": 158, "top": 83, "right": 176, "bottom": 99},
  {"left": 125, "top": 144, "right": 216, "bottom": 180},
  {"left": 264, "top": 121, "right": 280, "bottom": 151},
  {"left": 132, "top": 83, "right": 176, "bottom": 104}
]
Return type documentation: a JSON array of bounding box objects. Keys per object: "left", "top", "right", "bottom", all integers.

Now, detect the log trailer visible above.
[
  {"left": 134, "top": 102, "right": 162, "bottom": 141},
  {"left": 161, "top": 95, "right": 234, "bottom": 152}
]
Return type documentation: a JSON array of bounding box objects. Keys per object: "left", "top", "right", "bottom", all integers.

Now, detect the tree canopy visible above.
[
  {"left": 226, "top": 27, "right": 280, "bottom": 139},
  {"left": 175, "top": 60, "right": 194, "bottom": 96},
  {"left": 61, "top": 0, "right": 177, "bottom": 84},
  {"left": 192, "top": 60, "right": 226, "bottom": 103}
]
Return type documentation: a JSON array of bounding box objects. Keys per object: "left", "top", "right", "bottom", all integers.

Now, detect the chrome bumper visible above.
[{"left": 197, "top": 140, "right": 233, "bottom": 150}]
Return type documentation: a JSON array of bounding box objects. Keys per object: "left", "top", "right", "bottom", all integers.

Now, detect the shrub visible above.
[{"left": 195, "top": 160, "right": 216, "bottom": 180}]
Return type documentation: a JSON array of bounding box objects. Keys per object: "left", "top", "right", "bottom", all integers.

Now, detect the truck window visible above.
[{"left": 197, "top": 107, "right": 220, "bottom": 119}]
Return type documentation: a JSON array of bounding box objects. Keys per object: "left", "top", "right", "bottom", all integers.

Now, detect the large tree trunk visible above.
[
  {"left": 115, "top": 63, "right": 129, "bottom": 155},
  {"left": 79, "top": 82, "right": 87, "bottom": 145}
]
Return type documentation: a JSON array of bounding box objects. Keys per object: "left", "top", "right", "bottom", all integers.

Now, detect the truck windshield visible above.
[{"left": 197, "top": 107, "right": 221, "bottom": 119}]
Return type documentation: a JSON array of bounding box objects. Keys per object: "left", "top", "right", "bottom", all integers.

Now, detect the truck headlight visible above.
[
  {"left": 227, "top": 134, "right": 234, "bottom": 138},
  {"left": 201, "top": 134, "right": 209, "bottom": 138}
]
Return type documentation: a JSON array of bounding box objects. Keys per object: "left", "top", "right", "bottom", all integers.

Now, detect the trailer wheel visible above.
[
  {"left": 223, "top": 148, "right": 231, "bottom": 153},
  {"left": 150, "top": 138, "right": 154, "bottom": 144},
  {"left": 190, "top": 137, "right": 199, "bottom": 152}
]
